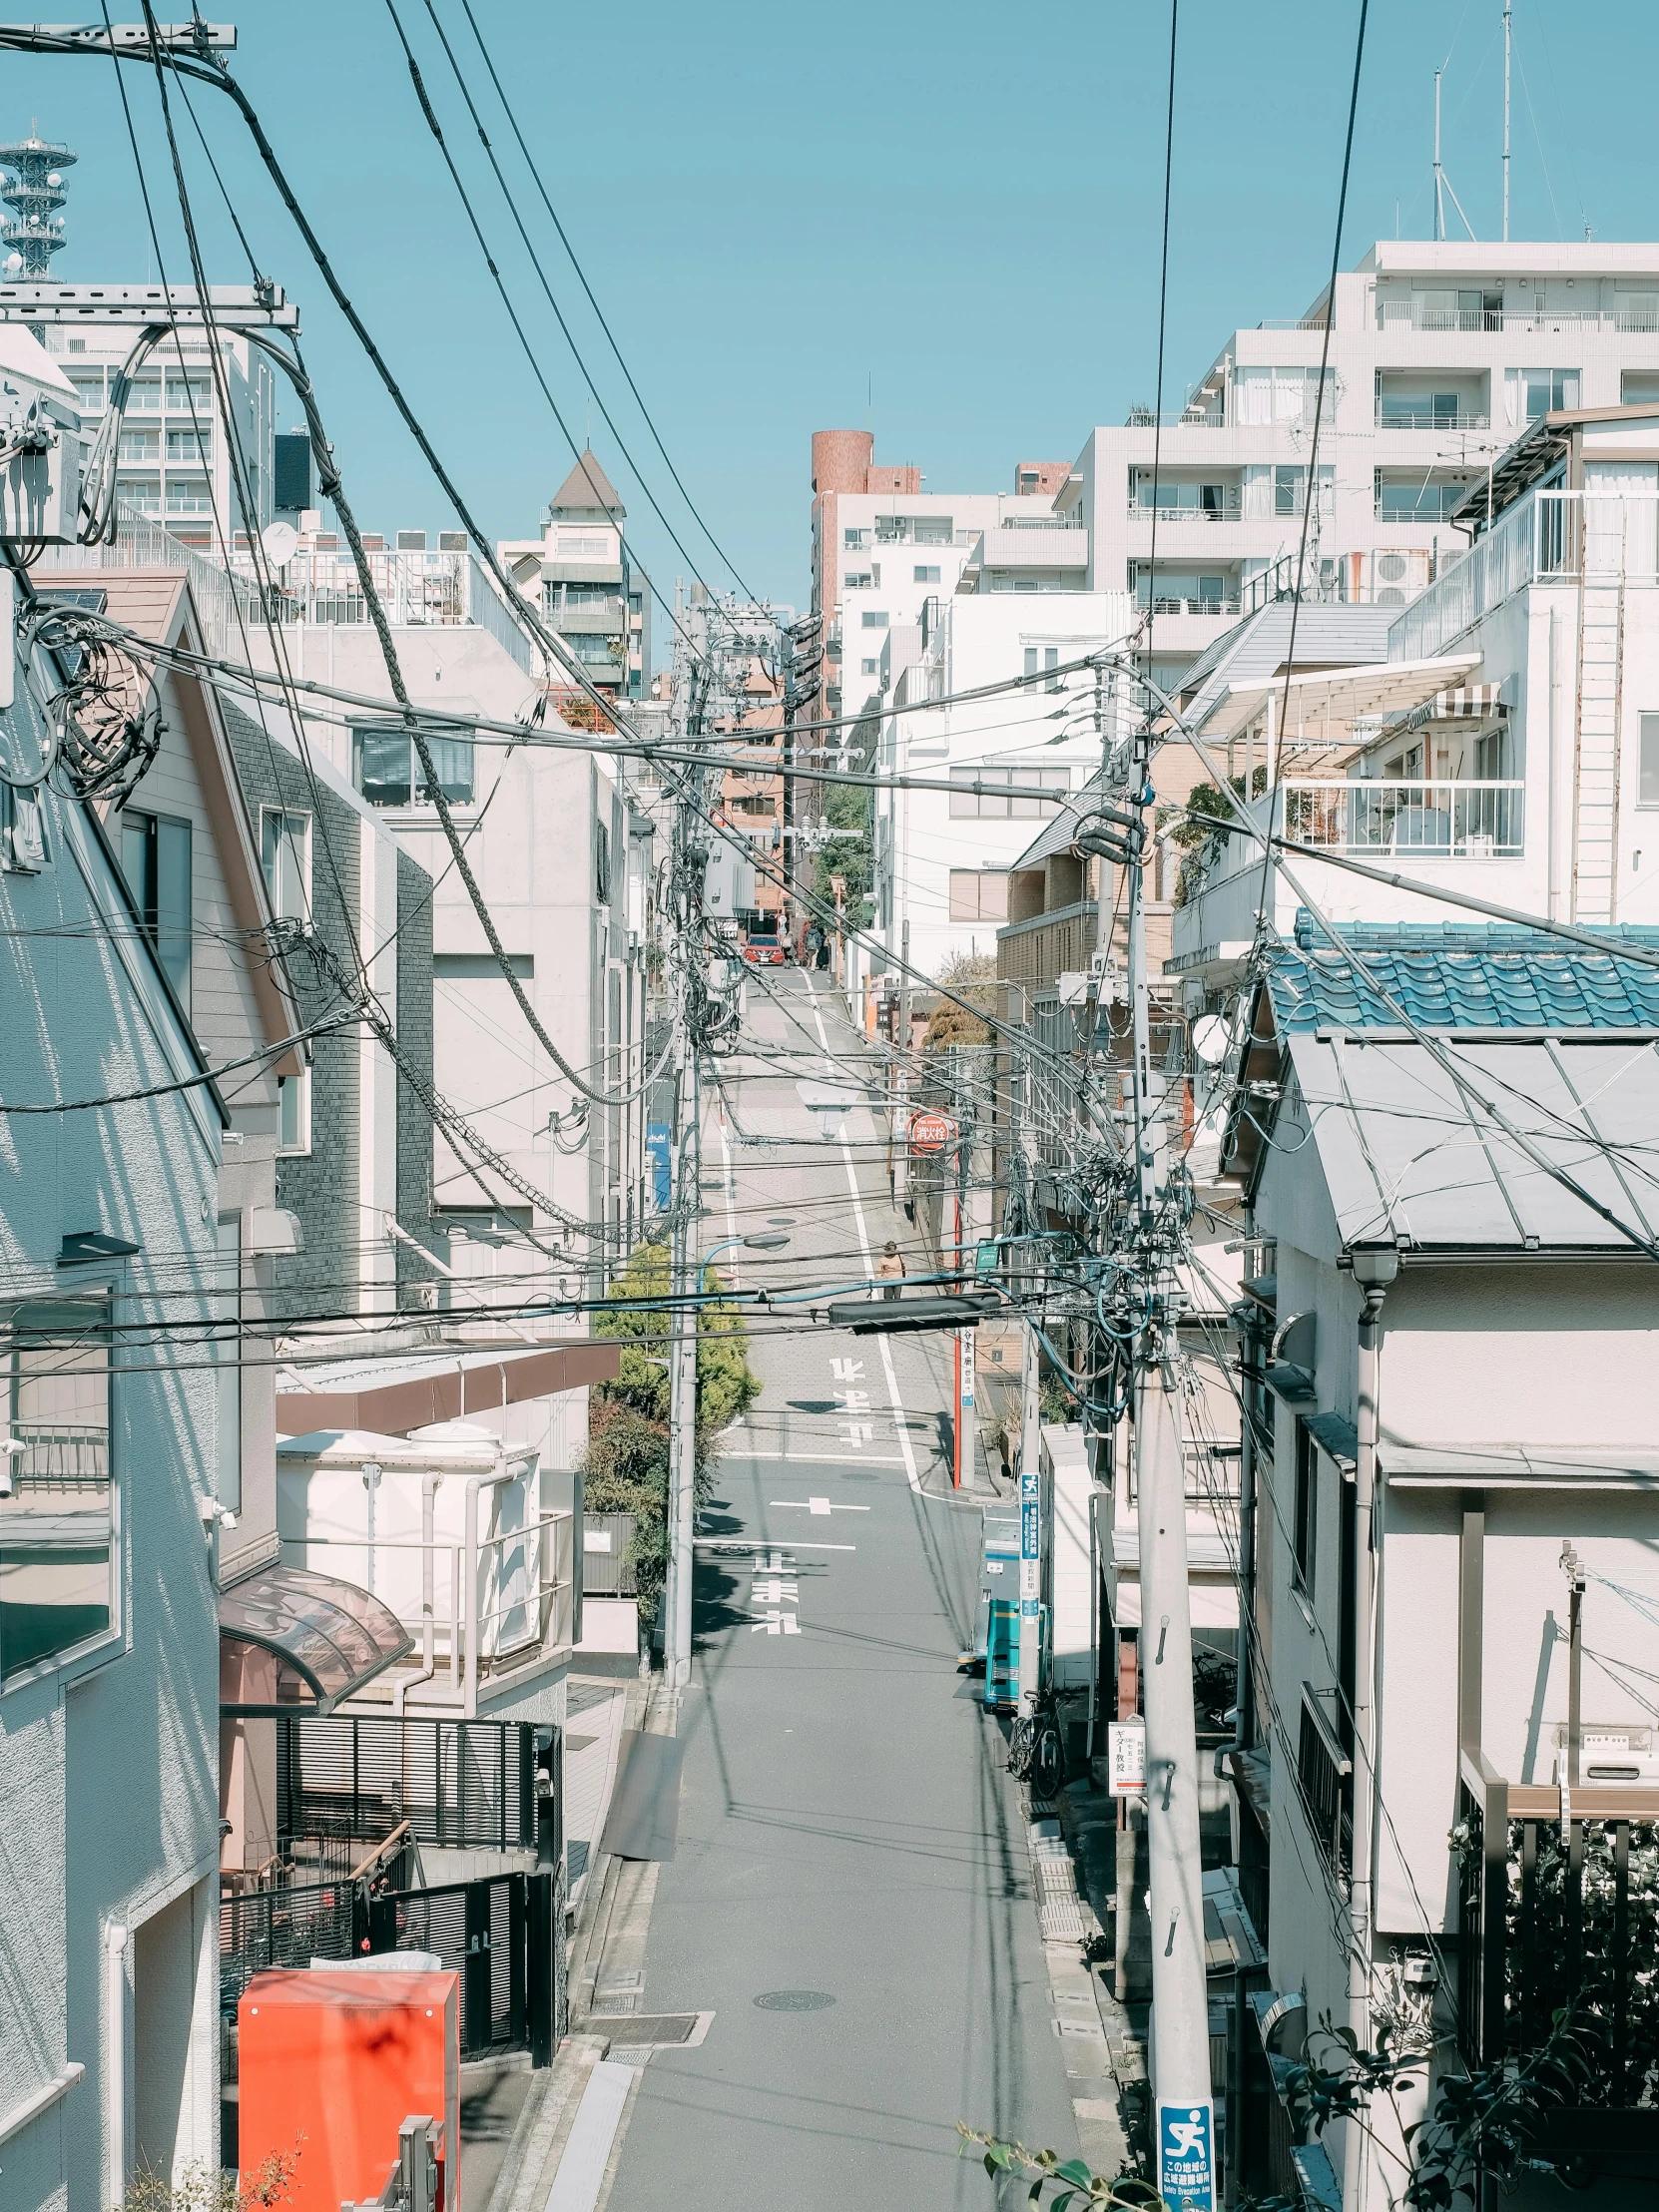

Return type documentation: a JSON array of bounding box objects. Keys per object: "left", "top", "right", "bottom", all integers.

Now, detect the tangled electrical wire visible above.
[{"left": 10, "top": 599, "right": 166, "bottom": 808}]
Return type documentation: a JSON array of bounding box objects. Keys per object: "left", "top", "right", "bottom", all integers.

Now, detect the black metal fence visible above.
[
  {"left": 222, "top": 1868, "right": 560, "bottom": 2063},
  {"left": 276, "top": 1714, "right": 538, "bottom": 1851}
]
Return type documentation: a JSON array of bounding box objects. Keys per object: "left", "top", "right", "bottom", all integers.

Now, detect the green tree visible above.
[{"left": 584, "top": 1238, "right": 763, "bottom": 1615}]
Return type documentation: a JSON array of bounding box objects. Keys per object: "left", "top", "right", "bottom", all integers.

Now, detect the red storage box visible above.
[{"left": 239, "top": 1967, "right": 461, "bottom": 2211}]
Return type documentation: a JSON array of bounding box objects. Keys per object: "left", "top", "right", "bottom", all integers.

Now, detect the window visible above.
[
  {"left": 948, "top": 869, "right": 1009, "bottom": 921},
  {"left": 861, "top": 611, "right": 888, "bottom": 629},
  {"left": 127, "top": 378, "right": 161, "bottom": 413},
  {"left": 948, "top": 766, "right": 1070, "bottom": 820},
  {"left": 121, "top": 810, "right": 192, "bottom": 1008},
  {"left": 116, "top": 475, "right": 161, "bottom": 517},
  {"left": 558, "top": 532, "right": 608, "bottom": 559},
  {"left": 860, "top": 658, "right": 880, "bottom": 675},
  {"left": 1019, "top": 471, "right": 1040, "bottom": 493},
  {"left": 1293, "top": 1416, "right": 1319, "bottom": 1598},
  {"left": 842, "top": 571, "right": 872, "bottom": 591},
  {"left": 165, "top": 373, "right": 210, "bottom": 413},
  {"left": 118, "top": 427, "right": 159, "bottom": 463},
  {"left": 1, "top": 1296, "right": 115, "bottom": 1681},
  {"left": 351, "top": 726, "right": 474, "bottom": 808},
  {"left": 1641, "top": 716, "right": 1659, "bottom": 808},
  {"left": 66, "top": 369, "right": 105, "bottom": 414},
  {"left": 165, "top": 475, "right": 214, "bottom": 516},
  {"left": 1022, "top": 644, "right": 1062, "bottom": 693},
  {"left": 1275, "top": 465, "right": 1304, "bottom": 516},
  {"left": 166, "top": 425, "right": 211, "bottom": 464},
  {"left": 913, "top": 565, "right": 940, "bottom": 584},
  {"left": 1623, "top": 372, "right": 1659, "bottom": 407},
  {"left": 843, "top": 527, "right": 867, "bottom": 550},
  {"left": 260, "top": 808, "right": 309, "bottom": 920},
  {"left": 1508, "top": 367, "right": 1580, "bottom": 425},
  {"left": 912, "top": 516, "right": 954, "bottom": 545},
  {"left": 276, "top": 1069, "right": 310, "bottom": 1155}
]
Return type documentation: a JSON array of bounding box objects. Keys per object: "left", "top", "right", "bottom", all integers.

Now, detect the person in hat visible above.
[{"left": 875, "top": 1240, "right": 907, "bottom": 1301}]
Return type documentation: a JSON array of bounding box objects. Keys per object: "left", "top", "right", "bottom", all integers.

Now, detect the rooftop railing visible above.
[
  {"left": 1284, "top": 779, "right": 1524, "bottom": 857},
  {"left": 1375, "top": 409, "right": 1491, "bottom": 431},
  {"left": 1376, "top": 300, "right": 1659, "bottom": 333},
  {"left": 1388, "top": 488, "right": 1659, "bottom": 659}
]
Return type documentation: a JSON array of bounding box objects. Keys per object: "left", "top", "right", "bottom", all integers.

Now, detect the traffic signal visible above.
[{"left": 826, "top": 1293, "right": 1003, "bottom": 1335}]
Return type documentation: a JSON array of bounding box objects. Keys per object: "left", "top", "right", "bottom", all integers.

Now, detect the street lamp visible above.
[{"left": 700, "top": 1231, "right": 790, "bottom": 1291}]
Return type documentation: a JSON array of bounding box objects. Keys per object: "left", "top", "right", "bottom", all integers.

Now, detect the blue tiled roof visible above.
[{"left": 1264, "top": 914, "right": 1659, "bottom": 1032}]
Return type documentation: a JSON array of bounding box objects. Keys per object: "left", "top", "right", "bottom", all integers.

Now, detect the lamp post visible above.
[{"left": 699, "top": 1231, "right": 790, "bottom": 1293}]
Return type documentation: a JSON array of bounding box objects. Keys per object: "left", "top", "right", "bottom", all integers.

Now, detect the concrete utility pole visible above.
[
  {"left": 1017, "top": 1311, "right": 1043, "bottom": 1709},
  {"left": 1121, "top": 697, "right": 1216, "bottom": 2212},
  {"left": 1502, "top": 2, "right": 1512, "bottom": 244},
  {"left": 665, "top": 1032, "right": 699, "bottom": 1692}
]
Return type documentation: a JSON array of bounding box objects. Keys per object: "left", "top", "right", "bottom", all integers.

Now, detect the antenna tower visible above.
[{"left": 0, "top": 124, "right": 76, "bottom": 276}]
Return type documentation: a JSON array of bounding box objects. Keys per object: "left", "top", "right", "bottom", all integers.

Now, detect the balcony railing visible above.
[
  {"left": 1135, "top": 594, "right": 1242, "bottom": 617},
  {"left": 1284, "top": 779, "right": 1524, "bottom": 857},
  {"left": 1376, "top": 409, "right": 1490, "bottom": 431},
  {"left": 1389, "top": 488, "right": 1659, "bottom": 660},
  {"left": 1377, "top": 301, "right": 1659, "bottom": 333}
]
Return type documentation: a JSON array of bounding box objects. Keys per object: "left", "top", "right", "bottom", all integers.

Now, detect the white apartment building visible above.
[
  {"left": 870, "top": 590, "right": 1134, "bottom": 981},
  {"left": 1067, "top": 241, "right": 1659, "bottom": 697},
  {"left": 809, "top": 434, "right": 1080, "bottom": 734},
  {"left": 41, "top": 317, "right": 276, "bottom": 550},
  {"left": 1172, "top": 400, "right": 1659, "bottom": 1003}
]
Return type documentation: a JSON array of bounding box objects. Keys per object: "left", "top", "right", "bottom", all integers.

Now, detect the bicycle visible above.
[{"left": 1006, "top": 1690, "right": 1065, "bottom": 1801}]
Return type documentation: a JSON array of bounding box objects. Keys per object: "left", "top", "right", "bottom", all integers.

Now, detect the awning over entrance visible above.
[
  {"left": 219, "top": 1563, "right": 413, "bottom": 1713},
  {"left": 274, "top": 1340, "right": 621, "bottom": 1437}
]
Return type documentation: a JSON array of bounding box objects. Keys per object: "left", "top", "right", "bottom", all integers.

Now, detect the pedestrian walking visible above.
[{"left": 875, "top": 1240, "right": 906, "bottom": 1301}]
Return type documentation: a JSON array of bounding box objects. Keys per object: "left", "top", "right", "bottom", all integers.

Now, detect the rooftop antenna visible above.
[
  {"left": 1433, "top": 68, "right": 1478, "bottom": 245},
  {"left": 0, "top": 122, "right": 76, "bottom": 277},
  {"left": 1502, "top": 2, "right": 1511, "bottom": 243}
]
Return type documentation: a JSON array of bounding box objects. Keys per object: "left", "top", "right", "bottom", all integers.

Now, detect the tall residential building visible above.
[
  {"left": 808, "top": 432, "right": 1079, "bottom": 737},
  {"left": 1067, "top": 240, "right": 1659, "bottom": 696},
  {"left": 39, "top": 318, "right": 276, "bottom": 549},
  {"left": 499, "top": 447, "right": 650, "bottom": 701}
]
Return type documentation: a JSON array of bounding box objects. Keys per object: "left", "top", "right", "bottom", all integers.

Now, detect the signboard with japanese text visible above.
[
  {"left": 907, "top": 1110, "right": 956, "bottom": 1155},
  {"left": 1158, "top": 2101, "right": 1216, "bottom": 2212},
  {"left": 1106, "top": 1718, "right": 1147, "bottom": 1797}
]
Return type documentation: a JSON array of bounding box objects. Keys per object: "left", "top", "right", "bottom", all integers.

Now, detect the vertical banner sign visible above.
[
  {"left": 1158, "top": 2101, "right": 1217, "bottom": 2212},
  {"left": 1106, "top": 1717, "right": 1147, "bottom": 1798},
  {"left": 1019, "top": 1459, "right": 1040, "bottom": 1608},
  {"left": 645, "top": 1125, "right": 672, "bottom": 1212}
]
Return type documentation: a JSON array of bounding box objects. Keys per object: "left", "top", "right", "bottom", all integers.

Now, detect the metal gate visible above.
[{"left": 365, "top": 1870, "right": 559, "bottom": 2061}]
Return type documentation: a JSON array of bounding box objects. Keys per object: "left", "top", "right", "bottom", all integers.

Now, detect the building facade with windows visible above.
[
  {"left": 1068, "top": 241, "right": 1659, "bottom": 698},
  {"left": 868, "top": 590, "right": 1134, "bottom": 982},
  {"left": 498, "top": 448, "right": 649, "bottom": 701},
  {"left": 42, "top": 321, "right": 276, "bottom": 551}
]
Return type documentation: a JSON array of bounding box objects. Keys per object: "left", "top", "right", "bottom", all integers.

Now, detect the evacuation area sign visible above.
[{"left": 1158, "top": 2101, "right": 1217, "bottom": 2212}]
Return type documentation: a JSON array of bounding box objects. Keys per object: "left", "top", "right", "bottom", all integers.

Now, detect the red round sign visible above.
[{"left": 907, "top": 1110, "right": 956, "bottom": 1155}]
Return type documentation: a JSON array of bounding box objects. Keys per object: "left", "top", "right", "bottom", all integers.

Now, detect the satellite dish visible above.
[
  {"left": 46, "top": 172, "right": 62, "bottom": 189},
  {"left": 261, "top": 519, "right": 299, "bottom": 566},
  {"left": 2, "top": 253, "right": 22, "bottom": 276},
  {"left": 1192, "top": 1013, "right": 1231, "bottom": 1066}
]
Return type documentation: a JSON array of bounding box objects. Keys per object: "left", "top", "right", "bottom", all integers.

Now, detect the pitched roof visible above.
[
  {"left": 1262, "top": 917, "right": 1659, "bottom": 1034},
  {"left": 1174, "top": 601, "right": 1397, "bottom": 730},
  {"left": 549, "top": 447, "right": 624, "bottom": 516}
]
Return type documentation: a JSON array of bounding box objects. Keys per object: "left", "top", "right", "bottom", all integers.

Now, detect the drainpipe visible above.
[
  {"left": 1345, "top": 1243, "right": 1399, "bottom": 2212},
  {"left": 392, "top": 1473, "right": 444, "bottom": 1717},
  {"left": 464, "top": 1456, "right": 522, "bottom": 1718},
  {"left": 105, "top": 1922, "right": 128, "bottom": 2207}
]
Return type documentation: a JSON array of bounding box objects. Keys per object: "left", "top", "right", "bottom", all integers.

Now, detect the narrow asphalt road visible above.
[{"left": 606, "top": 971, "right": 1079, "bottom": 2208}]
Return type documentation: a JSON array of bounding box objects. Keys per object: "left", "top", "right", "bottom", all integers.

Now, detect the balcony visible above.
[
  {"left": 1378, "top": 299, "right": 1659, "bottom": 334},
  {"left": 1284, "top": 779, "right": 1524, "bottom": 857},
  {"left": 546, "top": 593, "right": 626, "bottom": 631},
  {"left": 1376, "top": 409, "right": 1490, "bottom": 432},
  {"left": 1388, "top": 488, "right": 1659, "bottom": 661},
  {"left": 976, "top": 524, "right": 1090, "bottom": 568}
]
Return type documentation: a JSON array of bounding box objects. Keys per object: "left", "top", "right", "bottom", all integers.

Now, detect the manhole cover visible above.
[{"left": 753, "top": 1989, "right": 835, "bottom": 2011}]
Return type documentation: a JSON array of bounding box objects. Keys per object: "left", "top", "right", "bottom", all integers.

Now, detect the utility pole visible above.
[
  {"left": 1017, "top": 1310, "right": 1042, "bottom": 1707},
  {"left": 1122, "top": 693, "right": 1216, "bottom": 2212},
  {"left": 1434, "top": 68, "right": 1444, "bottom": 244}
]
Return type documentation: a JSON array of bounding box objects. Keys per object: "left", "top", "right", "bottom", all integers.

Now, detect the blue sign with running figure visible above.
[
  {"left": 646, "top": 1124, "right": 672, "bottom": 1210},
  {"left": 1158, "top": 2101, "right": 1216, "bottom": 2212}
]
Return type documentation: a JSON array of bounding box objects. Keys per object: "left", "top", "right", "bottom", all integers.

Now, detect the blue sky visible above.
[{"left": 10, "top": 1, "right": 1655, "bottom": 643}]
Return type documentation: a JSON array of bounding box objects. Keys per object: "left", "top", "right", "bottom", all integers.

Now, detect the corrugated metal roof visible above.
[
  {"left": 1267, "top": 917, "right": 1659, "bottom": 1032},
  {"left": 1281, "top": 1030, "right": 1659, "bottom": 1249},
  {"left": 1176, "top": 602, "right": 1397, "bottom": 730}
]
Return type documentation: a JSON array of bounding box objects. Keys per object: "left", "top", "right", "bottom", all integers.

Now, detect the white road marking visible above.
[
  {"left": 837, "top": 1421, "right": 874, "bottom": 1447},
  {"left": 719, "top": 1449, "right": 908, "bottom": 1466},
  {"left": 830, "top": 1358, "right": 865, "bottom": 1382},
  {"left": 751, "top": 1577, "right": 799, "bottom": 1604},
  {"left": 804, "top": 981, "right": 925, "bottom": 1498},
  {"left": 837, "top": 1390, "right": 872, "bottom": 1413},
  {"left": 693, "top": 1538, "right": 857, "bottom": 1552},
  {"left": 769, "top": 1498, "right": 870, "bottom": 1514},
  {"left": 751, "top": 1609, "right": 801, "bottom": 1636}
]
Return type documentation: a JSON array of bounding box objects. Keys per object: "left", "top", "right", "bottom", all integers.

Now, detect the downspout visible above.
[
  {"left": 392, "top": 1472, "right": 444, "bottom": 1717},
  {"left": 1345, "top": 1244, "right": 1399, "bottom": 2212},
  {"left": 105, "top": 1922, "right": 128, "bottom": 2208}
]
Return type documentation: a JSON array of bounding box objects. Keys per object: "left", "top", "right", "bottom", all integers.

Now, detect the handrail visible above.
[{"left": 349, "top": 1818, "right": 411, "bottom": 1884}]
